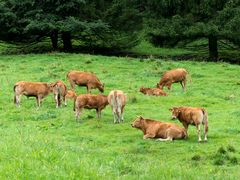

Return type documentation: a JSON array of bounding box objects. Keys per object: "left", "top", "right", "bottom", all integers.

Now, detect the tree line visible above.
[{"left": 0, "top": 0, "right": 239, "bottom": 60}]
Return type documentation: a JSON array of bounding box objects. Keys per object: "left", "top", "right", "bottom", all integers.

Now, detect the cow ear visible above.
[
  {"left": 169, "top": 108, "right": 173, "bottom": 111},
  {"left": 139, "top": 116, "right": 143, "bottom": 120}
]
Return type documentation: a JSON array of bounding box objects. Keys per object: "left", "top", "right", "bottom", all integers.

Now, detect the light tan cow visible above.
[
  {"left": 74, "top": 94, "right": 109, "bottom": 121},
  {"left": 14, "top": 81, "right": 53, "bottom": 107},
  {"left": 131, "top": 116, "right": 187, "bottom": 141},
  {"left": 52, "top": 80, "right": 68, "bottom": 108},
  {"left": 108, "top": 90, "right": 127, "bottom": 124},
  {"left": 170, "top": 106, "right": 208, "bottom": 143},
  {"left": 157, "top": 68, "right": 192, "bottom": 91},
  {"left": 139, "top": 87, "right": 167, "bottom": 96},
  {"left": 67, "top": 70, "right": 104, "bottom": 93}
]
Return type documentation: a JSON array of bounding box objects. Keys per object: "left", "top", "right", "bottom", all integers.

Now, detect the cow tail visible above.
[{"left": 202, "top": 108, "right": 208, "bottom": 133}]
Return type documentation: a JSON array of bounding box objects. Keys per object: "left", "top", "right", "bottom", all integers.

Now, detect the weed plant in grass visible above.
[{"left": 0, "top": 53, "right": 240, "bottom": 178}]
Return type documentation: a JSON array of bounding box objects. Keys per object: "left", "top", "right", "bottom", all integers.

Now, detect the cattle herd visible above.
[{"left": 13, "top": 68, "right": 208, "bottom": 143}]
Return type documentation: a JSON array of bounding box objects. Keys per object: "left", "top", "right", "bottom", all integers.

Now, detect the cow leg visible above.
[
  {"left": 167, "top": 83, "right": 172, "bottom": 91},
  {"left": 36, "top": 96, "right": 41, "bottom": 108},
  {"left": 96, "top": 109, "right": 101, "bottom": 118},
  {"left": 183, "top": 123, "right": 189, "bottom": 138},
  {"left": 75, "top": 108, "right": 81, "bottom": 122},
  {"left": 14, "top": 94, "right": 21, "bottom": 107},
  {"left": 64, "top": 95, "right": 67, "bottom": 107},
  {"left": 204, "top": 124, "right": 208, "bottom": 142},
  {"left": 143, "top": 134, "right": 155, "bottom": 139},
  {"left": 180, "top": 81, "right": 184, "bottom": 91},
  {"left": 54, "top": 94, "right": 59, "bottom": 108},
  {"left": 156, "top": 137, "right": 173, "bottom": 141},
  {"left": 69, "top": 80, "right": 75, "bottom": 90},
  {"left": 86, "top": 85, "right": 92, "bottom": 94},
  {"left": 183, "top": 79, "right": 187, "bottom": 92},
  {"left": 197, "top": 124, "right": 202, "bottom": 143}
]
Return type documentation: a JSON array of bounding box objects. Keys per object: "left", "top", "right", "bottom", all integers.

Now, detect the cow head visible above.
[
  {"left": 98, "top": 83, "right": 104, "bottom": 93},
  {"left": 169, "top": 107, "right": 180, "bottom": 120},
  {"left": 66, "top": 90, "right": 77, "bottom": 100},
  {"left": 48, "top": 83, "right": 55, "bottom": 93},
  {"left": 139, "top": 86, "right": 144, "bottom": 93},
  {"left": 131, "top": 116, "right": 144, "bottom": 129}
]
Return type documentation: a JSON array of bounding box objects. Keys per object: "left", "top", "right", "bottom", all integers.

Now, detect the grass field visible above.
[{"left": 0, "top": 53, "right": 240, "bottom": 179}]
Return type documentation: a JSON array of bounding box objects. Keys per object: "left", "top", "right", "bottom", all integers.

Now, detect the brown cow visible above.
[
  {"left": 108, "top": 90, "right": 127, "bottom": 124},
  {"left": 14, "top": 81, "right": 53, "bottom": 107},
  {"left": 74, "top": 94, "right": 109, "bottom": 121},
  {"left": 52, "top": 80, "right": 68, "bottom": 108},
  {"left": 67, "top": 70, "right": 104, "bottom": 93},
  {"left": 170, "top": 106, "right": 208, "bottom": 143},
  {"left": 157, "top": 68, "right": 192, "bottom": 92},
  {"left": 66, "top": 89, "right": 77, "bottom": 100},
  {"left": 139, "top": 87, "right": 167, "bottom": 96},
  {"left": 131, "top": 116, "right": 186, "bottom": 141}
]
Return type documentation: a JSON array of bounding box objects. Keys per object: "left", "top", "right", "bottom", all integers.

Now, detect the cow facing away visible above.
[
  {"left": 157, "top": 68, "right": 192, "bottom": 92},
  {"left": 52, "top": 80, "right": 67, "bottom": 108},
  {"left": 131, "top": 116, "right": 186, "bottom": 141},
  {"left": 139, "top": 87, "right": 167, "bottom": 96},
  {"left": 14, "top": 81, "right": 53, "bottom": 107},
  {"left": 108, "top": 90, "right": 127, "bottom": 124},
  {"left": 74, "top": 94, "right": 109, "bottom": 121},
  {"left": 170, "top": 106, "right": 208, "bottom": 143},
  {"left": 67, "top": 70, "right": 104, "bottom": 93}
]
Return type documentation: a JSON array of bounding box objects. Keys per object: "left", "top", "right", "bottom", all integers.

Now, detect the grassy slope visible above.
[{"left": 0, "top": 53, "right": 240, "bottom": 179}]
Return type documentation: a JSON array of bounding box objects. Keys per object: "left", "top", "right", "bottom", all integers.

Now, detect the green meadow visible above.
[{"left": 0, "top": 53, "right": 240, "bottom": 179}]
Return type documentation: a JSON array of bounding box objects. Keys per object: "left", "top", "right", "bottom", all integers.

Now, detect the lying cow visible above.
[
  {"left": 157, "top": 68, "right": 192, "bottom": 92},
  {"left": 14, "top": 81, "right": 53, "bottom": 107},
  {"left": 140, "top": 87, "right": 167, "bottom": 96},
  {"left": 67, "top": 70, "right": 104, "bottom": 93},
  {"left": 131, "top": 116, "right": 186, "bottom": 141},
  {"left": 52, "top": 80, "right": 68, "bottom": 108},
  {"left": 74, "top": 94, "right": 109, "bottom": 121},
  {"left": 170, "top": 106, "right": 208, "bottom": 143},
  {"left": 108, "top": 90, "right": 127, "bottom": 124}
]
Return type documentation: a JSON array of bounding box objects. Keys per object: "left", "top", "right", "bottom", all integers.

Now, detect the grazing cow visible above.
[
  {"left": 14, "top": 81, "right": 53, "bottom": 107},
  {"left": 170, "top": 106, "right": 208, "bottom": 143},
  {"left": 156, "top": 68, "right": 192, "bottom": 92},
  {"left": 52, "top": 80, "right": 68, "bottom": 108},
  {"left": 108, "top": 90, "right": 127, "bottom": 124},
  {"left": 67, "top": 70, "right": 104, "bottom": 93},
  {"left": 74, "top": 94, "right": 108, "bottom": 121},
  {"left": 139, "top": 87, "right": 167, "bottom": 96},
  {"left": 66, "top": 89, "right": 77, "bottom": 100},
  {"left": 131, "top": 116, "right": 186, "bottom": 141}
]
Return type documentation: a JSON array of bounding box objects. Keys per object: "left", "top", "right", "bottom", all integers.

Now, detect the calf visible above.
[
  {"left": 108, "top": 90, "right": 127, "bottom": 124},
  {"left": 14, "top": 81, "right": 53, "bottom": 107},
  {"left": 67, "top": 70, "right": 104, "bottom": 93},
  {"left": 74, "top": 94, "right": 109, "bottom": 121},
  {"left": 131, "top": 116, "right": 186, "bottom": 141},
  {"left": 140, "top": 87, "right": 167, "bottom": 96},
  {"left": 157, "top": 68, "right": 192, "bottom": 92},
  {"left": 170, "top": 106, "right": 208, "bottom": 143},
  {"left": 52, "top": 80, "right": 67, "bottom": 108}
]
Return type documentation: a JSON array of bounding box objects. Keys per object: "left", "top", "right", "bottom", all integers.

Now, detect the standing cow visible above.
[
  {"left": 14, "top": 81, "right": 53, "bottom": 107},
  {"left": 74, "top": 94, "right": 109, "bottom": 121},
  {"left": 52, "top": 80, "right": 68, "bottom": 108},
  {"left": 157, "top": 68, "right": 192, "bottom": 92},
  {"left": 108, "top": 90, "right": 127, "bottom": 124},
  {"left": 169, "top": 106, "right": 208, "bottom": 143},
  {"left": 67, "top": 70, "right": 104, "bottom": 93}
]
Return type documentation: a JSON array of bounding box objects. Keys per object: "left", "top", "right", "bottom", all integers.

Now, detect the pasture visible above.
[{"left": 0, "top": 53, "right": 240, "bottom": 179}]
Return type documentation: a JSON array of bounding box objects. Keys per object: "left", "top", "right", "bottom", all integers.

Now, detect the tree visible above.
[
  {"left": 144, "top": 0, "right": 240, "bottom": 61},
  {"left": 0, "top": 0, "right": 142, "bottom": 52}
]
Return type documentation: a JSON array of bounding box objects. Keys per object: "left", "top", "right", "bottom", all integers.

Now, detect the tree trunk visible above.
[
  {"left": 50, "top": 30, "right": 58, "bottom": 50},
  {"left": 208, "top": 36, "right": 218, "bottom": 61},
  {"left": 62, "top": 32, "right": 72, "bottom": 52}
]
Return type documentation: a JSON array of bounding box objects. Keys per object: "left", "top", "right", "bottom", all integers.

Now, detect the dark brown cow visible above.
[
  {"left": 157, "top": 68, "right": 192, "bottom": 92},
  {"left": 52, "top": 80, "right": 68, "bottom": 108},
  {"left": 139, "top": 87, "right": 167, "bottom": 96},
  {"left": 74, "top": 94, "right": 109, "bottom": 121},
  {"left": 170, "top": 106, "right": 208, "bottom": 143},
  {"left": 67, "top": 70, "right": 104, "bottom": 93},
  {"left": 14, "top": 81, "right": 53, "bottom": 107},
  {"left": 131, "top": 116, "right": 186, "bottom": 141},
  {"left": 108, "top": 90, "right": 127, "bottom": 123}
]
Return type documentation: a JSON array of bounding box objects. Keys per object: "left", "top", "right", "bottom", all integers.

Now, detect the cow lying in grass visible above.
[
  {"left": 131, "top": 116, "right": 186, "bottom": 141},
  {"left": 170, "top": 106, "right": 208, "bottom": 143},
  {"left": 157, "top": 68, "right": 192, "bottom": 92},
  {"left": 14, "top": 81, "right": 53, "bottom": 108},
  {"left": 67, "top": 70, "right": 104, "bottom": 93},
  {"left": 139, "top": 87, "right": 167, "bottom": 96},
  {"left": 52, "top": 80, "right": 67, "bottom": 108},
  {"left": 108, "top": 90, "right": 127, "bottom": 124},
  {"left": 74, "top": 94, "right": 109, "bottom": 121}
]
